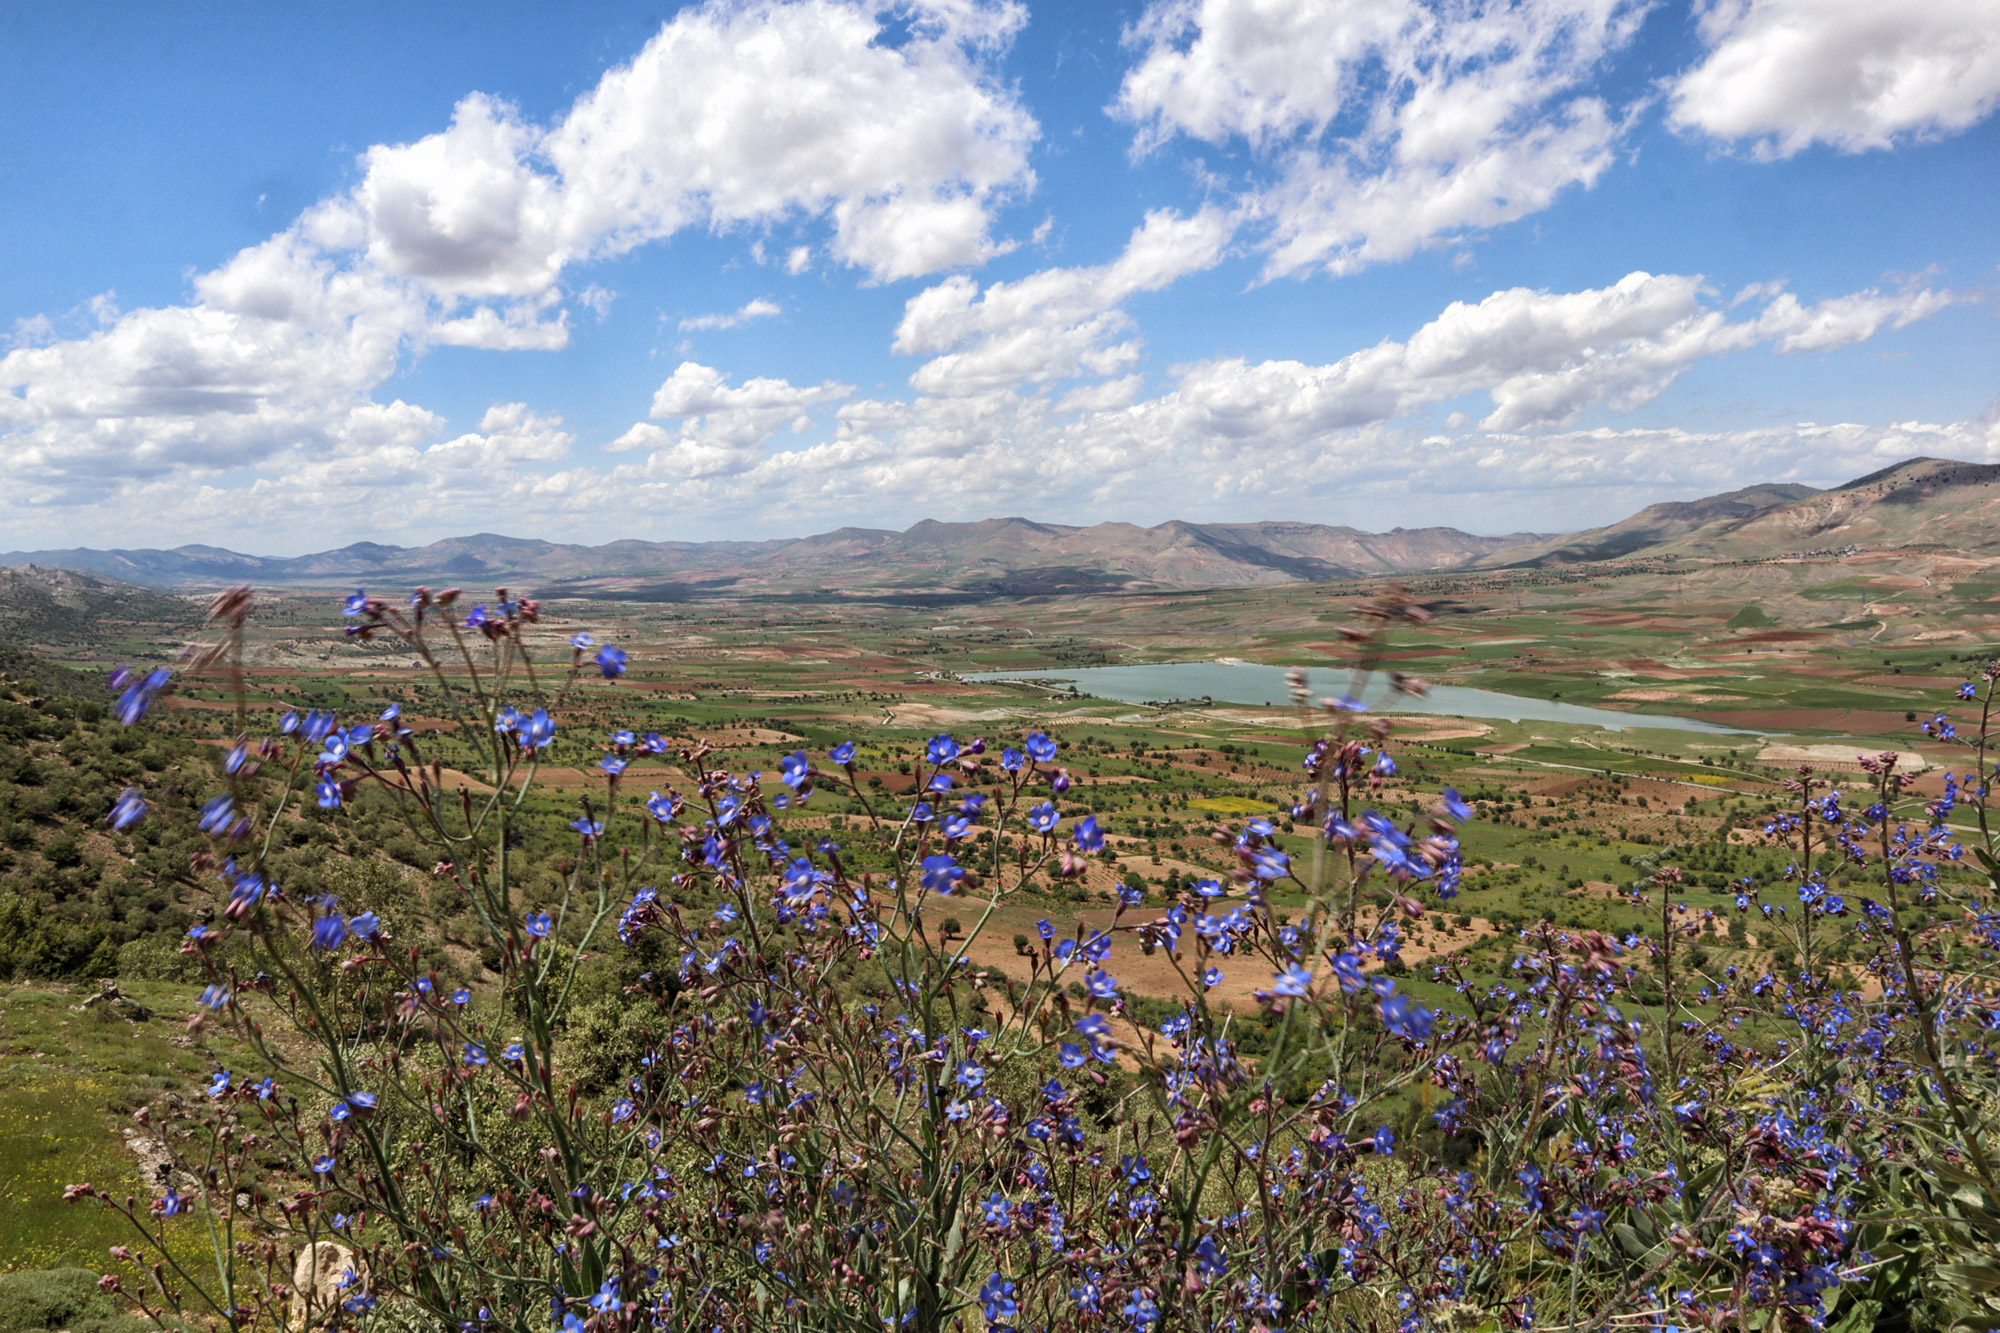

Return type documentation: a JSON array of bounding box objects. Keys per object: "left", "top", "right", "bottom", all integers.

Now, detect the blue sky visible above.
[{"left": 2, "top": 0, "right": 1997, "bottom": 553}]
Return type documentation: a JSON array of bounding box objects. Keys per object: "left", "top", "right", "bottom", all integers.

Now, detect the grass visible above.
[
  {"left": 0, "top": 1066, "right": 152, "bottom": 1273},
  {"left": 1187, "top": 796, "right": 1282, "bottom": 815},
  {"left": 0, "top": 984, "right": 237, "bottom": 1275}
]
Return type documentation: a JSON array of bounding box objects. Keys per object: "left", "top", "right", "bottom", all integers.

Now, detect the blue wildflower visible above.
[
  {"left": 107, "top": 787, "right": 147, "bottom": 831},
  {"left": 920, "top": 854, "right": 965, "bottom": 895},
  {"left": 197, "top": 795, "right": 236, "bottom": 834},
  {"left": 310, "top": 913, "right": 349, "bottom": 952},
  {"left": 1071, "top": 816, "right": 1104, "bottom": 852},
  {"left": 979, "top": 1274, "right": 1018, "bottom": 1323},
  {"left": 521, "top": 709, "right": 556, "bottom": 751}
]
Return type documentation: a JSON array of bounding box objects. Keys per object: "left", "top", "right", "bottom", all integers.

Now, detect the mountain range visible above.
[
  {"left": 1481, "top": 457, "right": 2000, "bottom": 569},
  {"left": 5, "top": 457, "right": 1996, "bottom": 596},
  {"left": 1474, "top": 481, "right": 1826, "bottom": 566},
  {"left": 0, "top": 519, "right": 1554, "bottom": 595}
]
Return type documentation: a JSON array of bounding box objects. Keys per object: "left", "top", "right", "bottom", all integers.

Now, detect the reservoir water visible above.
[{"left": 961, "top": 661, "right": 1754, "bottom": 735}]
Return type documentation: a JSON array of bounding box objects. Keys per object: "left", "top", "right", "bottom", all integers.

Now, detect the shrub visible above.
[
  {"left": 59, "top": 589, "right": 2000, "bottom": 1333},
  {"left": 0, "top": 1268, "right": 142, "bottom": 1333},
  {"left": 115, "top": 933, "right": 204, "bottom": 983}
]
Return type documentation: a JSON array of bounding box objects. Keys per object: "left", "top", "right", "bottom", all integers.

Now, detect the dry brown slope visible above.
[{"left": 1662, "top": 458, "right": 2000, "bottom": 559}]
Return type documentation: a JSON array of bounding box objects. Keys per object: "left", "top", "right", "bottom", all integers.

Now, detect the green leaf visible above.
[
  {"left": 1941, "top": 1264, "right": 2000, "bottom": 1295},
  {"left": 1929, "top": 1161, "right": 1991, "bottom": 1188},
  {"left": 1950, "top": 1317, "right": 2000, "bottom": 1333},
  {"left": 943, "top": 1209, "right": 963, "bottom": 1267},
  {"left": 1683, "top": 1161, "right": 1723, "bottom": 1216},
  {"left": 1825, "top": 1298, "right": 1882, "bottom": 1333}
]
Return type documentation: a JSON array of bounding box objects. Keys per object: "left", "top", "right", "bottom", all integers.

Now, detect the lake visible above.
[{"left": 961, "top": 661, "right": 1755, "bottom": 735}]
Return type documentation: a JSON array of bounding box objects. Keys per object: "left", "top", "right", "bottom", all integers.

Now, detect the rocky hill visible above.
[
  {"left": 1483, "top": 458, "right": 2000, "bottom": 569},
  {"left": 1483, "top": 482, "right": 1823, "bottom": 566},
  {"left": 0, "top": 566, "right": 201, "bottom": 650},
  {"left": 1660, "top": 458, "right": 2000, "bottom": 560},
  {"left": 3, "top": 519, "right": 1552, "bottom": 594}
]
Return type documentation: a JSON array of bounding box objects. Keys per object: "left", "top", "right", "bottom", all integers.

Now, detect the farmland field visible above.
[{"left": 2, "top": 555, "right": 1994, "bottom": 1328}]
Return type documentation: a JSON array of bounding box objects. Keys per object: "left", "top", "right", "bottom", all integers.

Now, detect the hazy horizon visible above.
[{"left": 0, "top": 473, "right": 1836, "bottom": 562}]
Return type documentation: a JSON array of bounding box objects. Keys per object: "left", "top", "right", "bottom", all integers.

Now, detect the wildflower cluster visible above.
[{"left": 62, "top": 590, "right": 2000, "bottom": 1333}]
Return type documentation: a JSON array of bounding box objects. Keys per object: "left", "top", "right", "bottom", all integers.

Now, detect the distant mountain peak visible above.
[
  {"left": 1481, "top": 456, "right": 2000, "bottom": 568},
  {"left": 1835, "top": 457, "right": 2000, "bottom": 492}
]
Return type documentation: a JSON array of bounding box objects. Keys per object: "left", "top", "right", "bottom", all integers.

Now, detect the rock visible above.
[
  {"left": 289, "top": 1242, "right": 367, "bottom": 1331},
  {"left": 73, "top": 979, "right": 152, "bottom": 1022}
]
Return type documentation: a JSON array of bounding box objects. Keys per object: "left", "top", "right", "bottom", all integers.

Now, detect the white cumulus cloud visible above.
[
  {"left": 893, "top": 205, "right": 1235, "bottom": 395},
  {"left": 309, "top": 0, "right": 1038, "bottom": 297},
  {"left": 1134, "top": 272, "right": 1955, "bottom": 438},
  {"left": 679, "top": 299, "right": 784, "bottom": 333},
  {"left": 1669, "top": 0, "right": 2000, "bottom": 157},
  {"left": 1116, "top": 0, "right": 1648, "bottom": 278},
  {"left": 609, "top": 362, "right": 854, "bottom": 479},
  {"left": 564, "top": 270, "right": 1958, "bottom": 533},
  {"left": 0, "top": 0, "right": 1034, "bottom": 515},
  {"left": 425, "top": 403, "right": 575, "bottom": 468}
]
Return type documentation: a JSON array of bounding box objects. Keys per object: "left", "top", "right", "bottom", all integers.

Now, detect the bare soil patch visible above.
[
  {"left": 1756, "top": 743, "right": 1931, "bottom": 772},
  {"left": 1607, "top": 689, "right": 1750, "bottom": 704},
  {"left": 425, "top": 767, "right": 497, "bottom": 794},
  {"left": 513, "top": 764, "right": 696, "bottom": 790},
  {"left": 707, "top": 728, "right": 805, "bottom": 747},
  {"left": 952, "top": 894, "right": 1493, "bottom": 1015},
  {"left": 1391, "top": 719, "right": 1496, "bottom": 741},
  {"left": 1713, "top": 631, "right": 1829, "bottom": 647},
  {"left": 852, "top": 704, "right": 1036, "bottom": 729}
]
